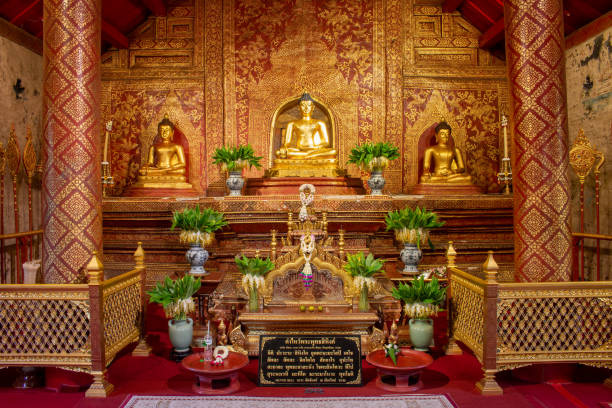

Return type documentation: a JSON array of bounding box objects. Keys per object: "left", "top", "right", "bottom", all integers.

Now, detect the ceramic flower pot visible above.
[
  {"left": 409, "top": 318, "right": 433, "bottom": 351},
  {"left": 367, "top": 170, "right": 385, "bottom": 195},
  {"left": 226, "top": 171, "right": 244, "bottom": 196},
  {"left": 400, "top": 243, "right": 422, "bottom": 275},
  {"left": 168, "top": 317, "right": 193, "bottom": 353},
  {"left": 186, "top": 243, "right": 209, "bottom": 276}
]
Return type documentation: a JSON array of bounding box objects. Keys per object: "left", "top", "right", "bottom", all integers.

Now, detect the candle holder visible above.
[
  {"left": 101, "top": 121, "right": 114, "bottom": 197},
  {"left": 497, "top": 114, "right": 512, "bottom": 195}
]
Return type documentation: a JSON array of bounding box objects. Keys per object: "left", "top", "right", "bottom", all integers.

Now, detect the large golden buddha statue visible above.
[
  {"left": 132, "top": 114, "right": 193, "bottom": 189},
  {"left": 268, "top": 93, "right": 342, "bottom": 178},
  {"left": 419, "top": 122, "right": 473, "bottom": 185}
]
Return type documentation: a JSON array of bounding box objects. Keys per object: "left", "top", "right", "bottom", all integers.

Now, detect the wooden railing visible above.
[
  {"left": 0, "top": 243, "right": 149, "bottom": 397},
  {"left": 446, "top": 242, "right": 612, "bottom": 396},
  {"left": 572, "top": 232, "right": 612, "bottom": 281},
  {"left": 0, "top": 229, "right": 43, "bottom": 284}
]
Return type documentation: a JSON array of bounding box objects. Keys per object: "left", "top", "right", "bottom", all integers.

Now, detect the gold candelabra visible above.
[
  {"left": 497, "top": 114, "right": 512, "bottom": 195},
  {"left": 102, "top": 121, "right": 114, "bottom": 197}
]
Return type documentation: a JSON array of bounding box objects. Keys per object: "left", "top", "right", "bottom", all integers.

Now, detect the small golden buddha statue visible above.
[
  {"left": 268, "top": 93, "right": 342, "bottom": 178},
  {"left": 133, "top": 114, "right": 193, "bottom": 189},
  {"left": 419, "top": 122, "right": 473, "bottom": 185}
]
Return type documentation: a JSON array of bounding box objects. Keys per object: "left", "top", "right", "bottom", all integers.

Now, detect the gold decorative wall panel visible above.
[{"left": 100, "top": 0, "right": 508, "bottom": 196}]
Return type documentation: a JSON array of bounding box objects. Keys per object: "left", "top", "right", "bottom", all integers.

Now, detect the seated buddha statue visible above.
[
  {"left": 276, "top": 93, "right": 336, "bottom": 160},
  {"left": 269, "top": 93, "right": 341, "bottom": 178},
  {"left": 133, "top": 114, "right": 193, "bottom": 189},
  {"left": 419, "top": 122, "right": 474, "bottom": 185}
]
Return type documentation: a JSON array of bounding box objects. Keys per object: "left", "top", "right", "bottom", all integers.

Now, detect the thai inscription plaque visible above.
[{"left": 258, "top": 335, "right": 362, "bottom": 386}]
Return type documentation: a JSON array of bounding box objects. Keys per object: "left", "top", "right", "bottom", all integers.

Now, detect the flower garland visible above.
[
  {"left": 298, "top": 184, "right": 315, "bottom": 222},
  {"left": 179, "top": 231, "right": 212, "bottom": 246},
  {"left": 404, "top": 301, "right": 440, "bottom": 319},
  {"left": 299, "top": 233, "right": 315, "bottom": 288},
  {"left": 353, "top": 276, "right": 377, "bottom": 291},
  {"left": 241, "top": 273, "right": 265, "bottom": 295},
  {"left": 164, "top": 297, "right": 195, "bottom": 321}
]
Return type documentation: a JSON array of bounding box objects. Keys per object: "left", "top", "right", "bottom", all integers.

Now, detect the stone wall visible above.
[
  {"left": 0, "top": 34, "right": 43, "bottom": 278},
  {"left": 565, "top": 23, "right": 612, "bottom": 280}
]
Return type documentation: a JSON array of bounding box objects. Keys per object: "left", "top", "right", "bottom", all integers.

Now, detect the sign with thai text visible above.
[{"left": 258, "top": 335, "right": 361, "bottom": 386}]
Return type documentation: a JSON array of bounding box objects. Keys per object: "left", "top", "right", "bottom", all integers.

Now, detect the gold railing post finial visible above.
[
  {"left": 446, "top": 241, "right": 456, "bottom": 268},
  {"left": 482, "top": 250, "right": 499, "bottom": 283},
  {"left": 87, "top": 251, "right": 104, "bottom": 284},
  {"left": 134, "top": 242, "right": 145, "bottom": 269}
]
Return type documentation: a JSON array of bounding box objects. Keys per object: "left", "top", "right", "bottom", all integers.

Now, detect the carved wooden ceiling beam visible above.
[
  {"left": 10, "top": 0, "right": 41, "bottom": 26},
  {"left": 479, "top": 18, "right": 505, "bottom": 49},
  {"left": 141, "top": 0, "right": 167, "bottom": 17},
  {"left": 102, "top": 19, "right": 129, "bottom": 49},
  {"left": 442, "top": 0, "right": 465, "bottom": 13}
]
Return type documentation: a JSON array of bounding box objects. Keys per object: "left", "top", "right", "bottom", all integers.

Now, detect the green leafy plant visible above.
[
  {"left": 384, "top": 206, "right": 444, "bottom": 249},
  {"left": 347, "top": 142, "right": 400, "bottom": 171},
  {"left": 212, "top": 145, "right": 263, "bottom": 172},
  {"left": 343, "top": 252, "right": 385, "bottom": 277},
  {"left": 147, "top": 275, "right": 201, "bottom": 320},
  {"left": 391, "top": 276, "right": 446, "bottom": 319},
  {"left": 171, "top": 205, "right": 227, "bottom": 244},
  {"left": 235, "top": 255, "right": 275, "bottom": 276}
]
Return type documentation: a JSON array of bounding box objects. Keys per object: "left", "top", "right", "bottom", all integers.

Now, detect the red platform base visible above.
[
  {"left": 410, "top": 184, "right": 483, "bottom": 195},
  {"left": 245, "top": 176, "right": 366, "bottom": 195}
]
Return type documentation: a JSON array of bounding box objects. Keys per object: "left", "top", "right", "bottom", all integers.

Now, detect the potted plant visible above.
[
  {"left": 235, "top": 255, "right": 275, "bottom": 312},
  {"left": 212, "top": 145, "right": 262, "bottom": 196},
  {"left": 385, "top": 206, "right": 444, "bottom": 275},
  {"left": 343, "top": 252, "right": 385, "bottom": 312},
  {"left": 147, "top": 274, "right": 201, "bottom": 359},
  {"left": 391, "top": 276, "right": 445, "bottom": 351},
  {"left": 171, "top": 205, "right": 228, "bottom": 275},
  {"left": 347, "top": 142, "right": 400, "bottom": 195}
]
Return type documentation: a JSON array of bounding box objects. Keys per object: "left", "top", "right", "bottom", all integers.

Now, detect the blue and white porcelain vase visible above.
[
  {"left": 226, "top": 171, "right": 244, "bottom": 196},
  {"left": 400, "top": 243, "right": 422, "bottom": 275},
  {"left": 186, "top": 242, "right": 209, "bottom": 276}
]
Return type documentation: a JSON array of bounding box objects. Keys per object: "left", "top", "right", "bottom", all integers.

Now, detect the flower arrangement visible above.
[
  {"left": 235, "top": 255, "right": 275, "bottom": 312},
  {"left": 147, "top": 275, "right": 202, "bottom": 321},
  {"left": 384, "top": 343, "right": 400, "bottom": 366},
  {"left": 384, "top": 206, "right": 444, "bottom": 249},
  {"left": 391, "top": 276, "right": 446, "bottom": 319},
  {"left": 343, "top": 252, "right": 385, "bottom": 312},
  {"left": 347, "top": 142, "right": 400, "bottom": 172},
  {"left": 212, "top": 144, "right": 263, "bottom": 172},
  {"left": 171, "top": 205, "right": 227, "bottom": 245}
]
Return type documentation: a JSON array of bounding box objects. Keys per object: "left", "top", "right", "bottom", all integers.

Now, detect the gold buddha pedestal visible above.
[
  {"left": 411, "top": 122, "right": 482, "bottom": 195},
  {"left": 124, "top": 114, "right": 196, "bottom": 197}
]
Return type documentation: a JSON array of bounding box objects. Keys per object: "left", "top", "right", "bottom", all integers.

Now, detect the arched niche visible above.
[{"left": 268, "top": 94, "right": 336, "bottom": 167}]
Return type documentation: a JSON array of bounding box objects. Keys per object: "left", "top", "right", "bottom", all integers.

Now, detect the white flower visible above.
[
  {"left": 404, "top": 301, "right": 439, "bottom": 319},
  {"left": 242, "top": 274, "right": 265, "bottom": 294},
  {"left": 353, "top": 276, "right": 376, "bottom": 291}
]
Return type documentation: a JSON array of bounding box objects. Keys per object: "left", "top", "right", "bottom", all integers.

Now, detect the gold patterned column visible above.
[
  {"left": 42, "top": 0, "right": 102, "bottom": 283},
  {"left": 504, "top": 0, "right": 571, "bottom": 281}
]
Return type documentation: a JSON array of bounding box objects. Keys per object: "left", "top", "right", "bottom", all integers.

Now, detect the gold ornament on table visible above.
[
  {"left": 133, "top": 113, "right": 193, "bottom": 189},
  {"left": 101, "top": 121, "right": 114, "bottom": 197},
  {"left": 497, "top": 114, "right": 512, "bottom": 194},
  {"left": 268, "top": 93, "right": 343, "bottom": 178},
  {"left": 420, "top": 121, "right": 473, "bottom": 185}
]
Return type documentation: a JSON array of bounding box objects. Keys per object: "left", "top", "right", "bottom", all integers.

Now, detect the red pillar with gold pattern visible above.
[
  {"left": 504, "top": 0, "right": 571, "bottom": 282},
  {"left": 42, "top": 0, "right": 102, "bottom": 283}
]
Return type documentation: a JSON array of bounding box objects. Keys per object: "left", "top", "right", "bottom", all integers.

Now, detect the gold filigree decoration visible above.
[
  {"left": 0, "top": 298, "right": 90, "bottom": 355},
  {"left": 569, "top": 129, "right": 603, "bottom": 183},
  {"left": 23, "top": 126, "right": 37, "bottom": 180},
  {"left": 449, "top": 274, "right": 485, "bottom": 363},
  {"left": 102, "top": 274, "right": 142, "bottom": 365},
  {"left": 6, "top": 125, "right": 21, "bottom": 178}
]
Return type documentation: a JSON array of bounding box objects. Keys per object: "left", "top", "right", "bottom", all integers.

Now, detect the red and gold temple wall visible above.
[{"left": 101, "top": 0, "right": 509, "bottom": 196}]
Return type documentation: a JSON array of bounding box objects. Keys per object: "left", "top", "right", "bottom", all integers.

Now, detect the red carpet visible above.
[{"left": 0, "top": 333, "right": 610, "bottom": 408}]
